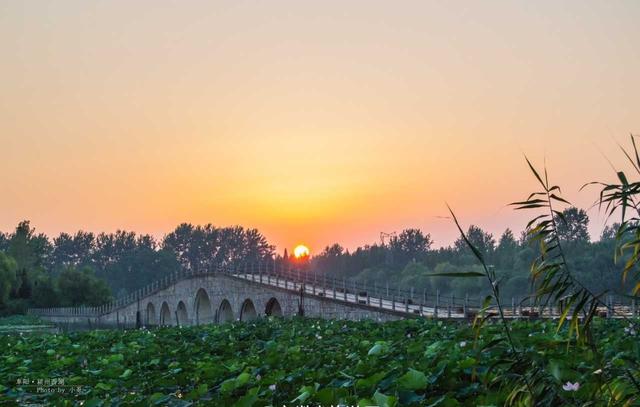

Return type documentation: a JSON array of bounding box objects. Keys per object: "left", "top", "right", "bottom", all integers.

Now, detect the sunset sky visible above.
[{"left": 1, "top": 1, "right": 639, "bottom": 253}]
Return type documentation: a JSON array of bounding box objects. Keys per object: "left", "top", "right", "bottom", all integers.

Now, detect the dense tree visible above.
[
  {"left": 555, "top": 207, "right": 590, "bottom": 243},
  {"left": 496, "top": 229, "right": 518, "bottom": 270},
  {"left": 0, "top": 232, "right": 8, "bottom": 252},
  {"left": 398, "top": 260, "right": 431, "bottom": 291},
  {"left": 389, "top": 229, "right": 432, "bottom": 265},
  {"left": 162, "top": 224, "right": 274, "bottom": 272},
  {"left": 51, "top": 231, "right": 95, "bottom": 271},
  {"left": 7, "top": 221, "right": 52, "bottom": 272},
  {"left": 57, "top": 266, "right": 111, "bottom": 307},
  {"left": 0, "top": 252, "right": 17, "bottom": 307},
  {"left": 454, "top": 225, "right": 495, "bottom": 260},
  {"left": 30, "top": 275, "right": 60, "bottom": 308},
  {"left": 312, "top": 244, "right": 347, "bottom": 277}
]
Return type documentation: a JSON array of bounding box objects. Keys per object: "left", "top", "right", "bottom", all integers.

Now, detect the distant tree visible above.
[
  {"left": 16, "top": 268, "right": 32, "bottom": 299},
  {"left": 242, "top": 228, "right": 275, "bottom": 263},
  {"left": 496, "top": 229, "right": 518, "bottom": 269},
  {"left": 449, "top": 265, "right": 485, "bottom": 297},
  {"left": 57, "top": 266, "right": 111, "bottom": 307},
  {"left": 0, "top": 253, "right": 17, "bottom": 306},
  {"left": 0, "top": 232, "right": 8, "bottom": 252},
  {"left": 163, "top": 224, "right": 274, "bottom": 271},
  {"left": 390, "top": 229, "right": 433, "bottom": 263},
  {"left": 518, "top": 228, "right": 531, "bottom": 246},
  {"left": 430, "top": 262, "right": 458, "bottom": 292},
  {"left": 30, "top": 275, "right": 60, "bottom": 308},
  {"left": 52, "top": 231, "right": 95, "bottom": 271},
  {"left": 313, "top": 244, "right": 347, "bottom": 277},
  {"left": 7, "top": 221, "right": 52, "bottom": 273},
  {"left": 322, "top": 243, "right": 345, "bottom": 257},
  {"left": 398, "top": 260, "right": 431, "bottom": 290},
  {"left": 498, "top": 229, "right": 518, "bottom": 251},
  {"left": 454, "top": 225, "right": 495, "bottom": 260},
  {"left": 600, "top": 222, "right": 625, "bottom": 241},
  {"left": 555, "top": 207, "right": 590, "bottom": 243}
]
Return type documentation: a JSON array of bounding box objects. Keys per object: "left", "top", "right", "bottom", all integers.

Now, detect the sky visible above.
[{"left": 1, "top": 1, "right": 639, "bottom": 254}]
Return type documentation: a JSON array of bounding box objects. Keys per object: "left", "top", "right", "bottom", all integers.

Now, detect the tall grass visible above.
[{"left": 448, "top": 136, "right": 640, "bottom": 405}]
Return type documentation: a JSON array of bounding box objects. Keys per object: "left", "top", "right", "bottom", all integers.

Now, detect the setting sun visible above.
[{"left": 293, "top": 244, "right": 310, "bottom": 258}]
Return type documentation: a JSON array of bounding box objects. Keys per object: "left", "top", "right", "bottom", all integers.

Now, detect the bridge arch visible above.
[
  {"left": 176, "top": 301, "right": 188, "bottom": 326},
  {"left": 146, "top": 302, "right": 157, "bottom": 326},
  {"left": 265, "top": 297, "right": 282, "bottom": 317},
  {"left": 160, "top": 302, "right": 171, "bottom": 326},
  {"left": 217, "top": 299, "right": 233, "bottom": 323},
  {"left": 194, "top": 288, "right": 213, "bottom": 325},
  {"left": 240, "top": 299, "right": 258, "bottom": 321}
]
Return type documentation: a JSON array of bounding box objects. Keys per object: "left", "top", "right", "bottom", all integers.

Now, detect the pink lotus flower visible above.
[{"left": 562, "top": 382, "right": 580, "bottom": 391}]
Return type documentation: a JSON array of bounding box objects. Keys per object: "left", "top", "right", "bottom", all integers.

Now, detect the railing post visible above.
[
  {"left": 392, "top": 294, "right": 396, "bottom": 311},
  {"left": 405, "top": 295, "right": 409, "bottom": 313},
  {"left": 448, "top": 294, "right": 452, "bottom": 318},
  {"left": 519, "top": 296, "right": 523, "bottom": 317},
  {"left": 332, "top": 278, "right": 336, "bottom": 300},
  {"left": 435, "top": 289, "right": 440, "bottom": 319},
  {"left": 343, "top": 278, "right": 347, "bottom": 301},
  {"left": 464, "top": 294, "right": 468, "bottom": 317},
  {"left": 323, "top": 274, "right": 327, "bottom": 297},
  {"left": 512, "top": 297, "right": 515, "bottom": 317}
]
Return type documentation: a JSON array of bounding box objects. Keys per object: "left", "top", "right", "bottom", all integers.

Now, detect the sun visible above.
[{"left": 293, "top": 244, "right": 310, "bottom": 258}]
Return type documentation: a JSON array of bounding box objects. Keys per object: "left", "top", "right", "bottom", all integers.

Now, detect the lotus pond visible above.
[{"left": 0, "top": 317, "right": 638, "bottom": 406}]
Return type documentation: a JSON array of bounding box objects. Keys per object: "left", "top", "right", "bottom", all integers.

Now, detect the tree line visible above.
[
  {"left": 0, "top": 222, "right": 274, "bottom": 315},
  {"left": 0, "top": 206, "right": 629, "bottom": 314},
  {"left": 309, "top": 207, "right": 630, "bottom": 300}
]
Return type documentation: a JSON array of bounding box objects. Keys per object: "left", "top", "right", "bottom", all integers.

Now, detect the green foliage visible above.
[
  {"left": 57, "top": 267, "right": 111, "bottom": 307},
  {"left": 453, "top": 225, "right": 496, "bottom": 261},
  {"left": 446, "top": 147, "right": 640, "bottom": 404},
  {"left": 0, "top": 221, "right": 280, "bottom": 312},
  {"left": 511, "top": 158, "right": 603, "bottom": 343},
  {"left": 588, "top": 135, "right": 640, "bottom": 295},
  {"left": 0, "top": 318, "right": 637, "bottom": 406},
  {"left": 554, "top": 207, "right": 590, "bottom": 244},
  {"left": 30, "top": 275, "right": 60, "bottom": 308},
  {"left": 0, "top": 252, "right": 17, "bottom": 307}
]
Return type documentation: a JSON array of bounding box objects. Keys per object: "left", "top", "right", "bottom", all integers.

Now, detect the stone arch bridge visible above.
[
  {"left": 30, "top": 265, "right": 473, "bottom": 328},
  {"left": 30, "top": 264, "right": 635, "bottom": 328}
]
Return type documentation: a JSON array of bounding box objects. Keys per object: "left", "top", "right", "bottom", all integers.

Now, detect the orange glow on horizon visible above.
[{"left": 0, "top": 2, "right": 638, "bottom": 251}]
